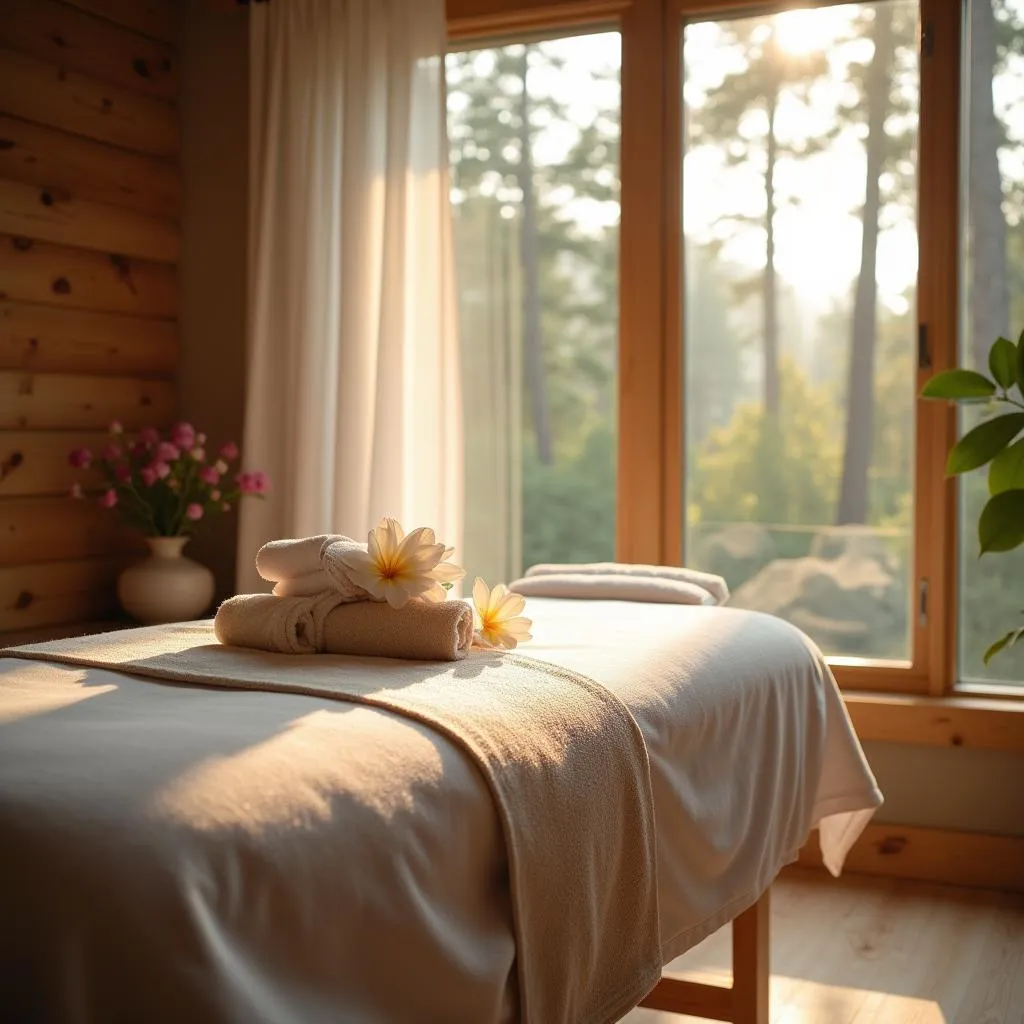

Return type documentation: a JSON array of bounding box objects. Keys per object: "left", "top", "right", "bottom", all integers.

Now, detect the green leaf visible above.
[
  {"left": 946, "top": 413, "right": 1024, "bottom": 475},
  {"left": 989, "top": 337, "right": 1018, "bottom": 389},
  {"left": 921, "top": 369, "right": 996, "bottom": 401},
  {"left": 978, "top": 489, "right": 1024, "bottom": 554},
  {"left": 983, "top": 626, "right": 1024, "bottom": 664},
  {"left": 989, "top": 437, "right": 1024, "bottom": 494}
]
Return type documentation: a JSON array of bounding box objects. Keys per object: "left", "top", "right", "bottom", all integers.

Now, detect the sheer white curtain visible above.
[{"left": 237, "top": 0, "right": 462, "bottom": 592}]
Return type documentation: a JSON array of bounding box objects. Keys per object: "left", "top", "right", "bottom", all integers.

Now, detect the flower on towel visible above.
[
  {"left": 337, "top": 517, "right": 465, "bottom": 610},
  {"left": 471, "top": 578, "right": 532, "bottom": 650}
]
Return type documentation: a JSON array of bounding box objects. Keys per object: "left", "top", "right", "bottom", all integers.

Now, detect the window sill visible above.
[{"left": 844, "top": 691, "right": 1024, "bottom": 753}]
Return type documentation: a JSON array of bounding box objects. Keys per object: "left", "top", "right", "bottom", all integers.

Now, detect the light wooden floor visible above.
[{"left": 624, "top": 868, "right": 1024, "bottom": 1024}]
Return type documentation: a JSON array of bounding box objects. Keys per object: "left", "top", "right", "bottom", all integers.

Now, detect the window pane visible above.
[
  {"left": 959, "top": 0, "right": 1024, "bottom": 686},
  {"left": 446, "top": 35, "right": 621, "bottom": 585},
  {"left": 682, "top": 2, "right": 919, "bottom": 661}
]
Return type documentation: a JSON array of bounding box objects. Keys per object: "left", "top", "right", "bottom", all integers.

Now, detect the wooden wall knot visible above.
[
  {"left": 14, "top": 591, "right": 33, "bottom": 610},
  {"left": 876, "top": 835, "right": 907, "bottom": 856},
  {"left": 133, "top": 58, "right": 151, "bottom": 79},
  {"left": 52, "top": 277, "right": 71, "bottom": 295},
  {"left": 0, "top": 138, "right": 14, "bottom": 151},
  {"left": 0, "top": 452, "right": 24, "bottom": 481},
  {"left": 40, "top": 190, "right": 55, "bottom": 207},
  {"left": 17, "top": 374, "right": 34, "bottom": 397},
  {"left": 12, "top": 236, "right": 33, "bottom": 252}
]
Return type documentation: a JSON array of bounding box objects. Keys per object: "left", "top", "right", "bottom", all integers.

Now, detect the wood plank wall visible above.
[{"left": 0, "top": 0, "right": 181, "bottom": 635}]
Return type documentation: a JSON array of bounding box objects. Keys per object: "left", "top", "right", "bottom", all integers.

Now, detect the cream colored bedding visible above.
[{"left": 0, "top": 599, "right": 881, "bottom": 1023}]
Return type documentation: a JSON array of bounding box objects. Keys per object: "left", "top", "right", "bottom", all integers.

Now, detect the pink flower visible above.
[
  {"left": 130, "top": 439, "right": 149, "bottom": 457},
  {"left": 186, "top": 503, "right": 204, "bottom": 521},
  {"left": 153, "top": 461, "right": 171, "bottom": 479},
  {"left": 221, "top": 502, "right": 231, "bottom": 512},
  {"left": 99, "top": 489, "right": 118, "bottom": 509},
  {"left": 109, "top": 420, "right": 124, "bottom": 435},
  {"left": 114, "top": 463, "right": 131, "bottom": 483},
  {"left": 214, "top": 459, "right": 228, "bottom": 475},
  {"left": 237, "top": 470, "right": 269, "bottom": 495},
  {"left": 219, "top": 442, "right": 239, "bottom": 460},
  {"left": 101, "top": 443, "right": 121, "bottom": 461},
  {"left": 155, "top": 442, "right": 179, "bottom": 463},
  {"left": 69, "top": 483, "right": 84, "bottom": 499},
  {"left": 210, "top": 489, "right": 221, "bottom": 501},
  {"left": 190, "top": 447, "right": 206, "bottom": 462},
  {"left": 199, "top": 466, "right": 219, "bottom": 485},
  {"left": 196, "top": 432, "right": 207, "bottom": 445},
  {"left": 140, "top": 466, "right": 158, "bottom": 487},
  {"left": 68, "top": 447, "right": 92, "bottom": 469},
  {"left": 139, "top": 427, "right": 160, "bottom": 445},
  {"left": 171, "top": 422, "right": 196, "bottom": 450}
]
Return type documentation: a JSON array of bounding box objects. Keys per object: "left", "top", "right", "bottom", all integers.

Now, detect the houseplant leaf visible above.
[
  {"left": 989, "top": 337, "right": 1017, "bottom": 389},
  {"left": 989, "top": 437, "right": 1024, "bottom": 494},
  {"left": 920, "top": 369, "right": 996, "bottom": 401},
  {"left": 983, "top": 625, "right": 1024, "bottom": 664},
  {"left": 946, "top": 412, "right": 1024, "bottom": 475},
  {"left": 978, "top": 489, "right": 1024, "bottom": 554}
]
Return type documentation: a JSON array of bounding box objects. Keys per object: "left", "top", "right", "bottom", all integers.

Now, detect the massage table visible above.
[{"left": 0, "top": 597, "right": 881, "bottom": 1024}]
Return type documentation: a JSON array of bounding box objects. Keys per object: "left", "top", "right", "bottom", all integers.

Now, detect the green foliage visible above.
[
  {"left": 690, "top": 358, "right": 841, "bottom": 526},
  {"left": 521, "top": 425, "right": 616, "bottom": 568},
  {"left": 947, "top": 412, "right": 1024, "bottom": 475}
]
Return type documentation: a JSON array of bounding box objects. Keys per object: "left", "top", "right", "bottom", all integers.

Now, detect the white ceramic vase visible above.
[{"left": 117, "top": 536, "right": 216, "bottom": 625}]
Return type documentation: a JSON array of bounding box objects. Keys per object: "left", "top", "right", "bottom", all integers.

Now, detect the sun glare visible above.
[{"left": 773, "top": 7, "right": 844, "bottom": 55}]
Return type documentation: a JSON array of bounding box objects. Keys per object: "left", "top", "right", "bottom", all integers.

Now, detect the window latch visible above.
[
  {"left": 918, "top": 579, "right": 929, "bottom": 628},
  {"left": 921, "top": 21, "right": 934, "bottom": 59},
  {"left": 918, "top": 323, "right": 932, "bottom": 371}
]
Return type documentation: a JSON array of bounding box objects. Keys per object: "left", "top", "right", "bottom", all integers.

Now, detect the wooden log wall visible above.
[{"left": 0, "top": 0, "right": 181, "bottom": 635}]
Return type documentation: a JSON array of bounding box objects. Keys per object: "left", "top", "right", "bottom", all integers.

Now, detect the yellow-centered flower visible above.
[
  {"left": 337, "top": 517, "right": 465, "bottom": 609},
  {"left": 472, "top": 577, "right": 532, "bottom": 649}
]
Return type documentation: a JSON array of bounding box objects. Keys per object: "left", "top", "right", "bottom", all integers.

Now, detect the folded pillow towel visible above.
[
  {"left": 321, "top": 537, "right": 379, "bottom": 600},
  {"left": 256, "top": 534, "right": 344, "bottom": 582},
  {"left": 524, "top": 561, "right": 729, "bottom": 605},
  {"left": 509, "top": 572, "right": 716, "bottom": 606},
  {"left": 272, "top": 569, "right": 339, "bottom": 598},
  {"left": 321, "top": 599, "right": 475, "bottom": 661},
  {"left": 214, "top": 592, "right": 343, "bottom": 654}
]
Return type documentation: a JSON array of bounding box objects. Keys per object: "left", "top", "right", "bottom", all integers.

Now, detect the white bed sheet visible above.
[{"left": 0, "top": 600, "right": 881, "bottom": 1023}]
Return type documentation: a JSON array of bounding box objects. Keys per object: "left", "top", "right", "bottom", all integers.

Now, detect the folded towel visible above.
[
  {"left": 524, "top": 561, "right": 730, "bottom": 605},
  {"left": 272, "top": 569, "right": 338, "bottom": 598},
  {"left": 321, "top": 599, "right": 475, "bottom": 661},
  {"left": 509, "top": 572, "right": 716, "bottom": 605},
  {"left": 214, "top": 592, "right": 344, "bottom": 654},
  {"left": 256, "top": 534, "right": 344, "bottom": 582},
  {"left": 321, "top": 537, "right": 379, "bottom": 601}
]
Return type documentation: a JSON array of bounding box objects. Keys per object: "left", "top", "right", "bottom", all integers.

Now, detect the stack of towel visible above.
[
  {"left": 215, "top": 535, "right": 475, "bottom": 661},
  {"left": 509, "top": 562, "right": 729, "bottom": 606}
]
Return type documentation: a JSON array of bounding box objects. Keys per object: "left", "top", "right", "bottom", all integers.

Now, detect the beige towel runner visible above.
[{"left": 5, "top": 623, "right": 662, "bottom": 1024}]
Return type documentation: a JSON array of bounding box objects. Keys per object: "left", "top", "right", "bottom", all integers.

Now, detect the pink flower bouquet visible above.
[{"left": 68, "top": 421, "right": 268, "bottom": 537}]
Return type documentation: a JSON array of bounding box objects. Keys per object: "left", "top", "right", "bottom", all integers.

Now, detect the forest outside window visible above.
[
  {"left": 446, "top": 31, "right": 622, "bottom": 587},
  {"left": 445, "top": 0, "right": 1024, "bottom": 696},
  {"left": 680, "top": 2, "right": 921, "bottom": 666}
]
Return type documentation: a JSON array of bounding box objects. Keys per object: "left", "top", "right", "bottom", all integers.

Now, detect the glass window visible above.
[
  {"left": 446, "top": 33, "right": 621, "bottom": 585},
  {"left": 681, "top": 2, "right": 920, "bottom": 662},
  {"left": 959, "top": 0, "right": 1024, "bottom": 687}
]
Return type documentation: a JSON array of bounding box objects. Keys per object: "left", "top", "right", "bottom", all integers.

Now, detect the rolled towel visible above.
[
  {"left": 524, "top": 561, "right": 729, "bottom": 606},
  {"left": 509, "top": 572, "right": 716, "bottom": 606},
  {"left": 256, "top": 534, "right": 344, "bottom": 582},
  {"left": 214, "top": 592, "right": 344, "bottom": 654},
  {"left": 322, "top": 599, "right": 475, "bottom": 661},
  {"left": 272, "top": 569, "right": 337, "bottom": 598}
]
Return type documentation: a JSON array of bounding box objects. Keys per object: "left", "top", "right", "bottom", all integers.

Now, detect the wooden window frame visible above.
[{"left": 445, "top": 0, "right": 1020, "bottom": 703}]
